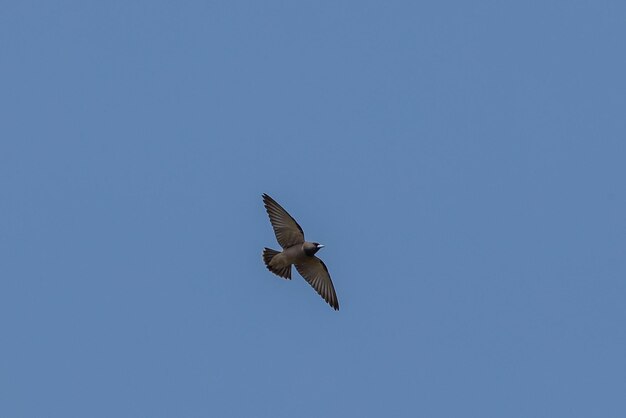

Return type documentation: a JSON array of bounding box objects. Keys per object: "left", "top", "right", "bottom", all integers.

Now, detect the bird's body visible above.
[
  {"left": 269, "top": 242, "right": 319, "bottom": 266},
  {"left": 268, "top": 244, "right": 304, "bottom": 268},
  {"left": 261, "top": 193, "right": 339, "bottom": 310}
]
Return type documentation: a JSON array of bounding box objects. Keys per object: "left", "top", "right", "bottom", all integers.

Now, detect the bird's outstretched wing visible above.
[
  {"left": 295, "top": 257, "right": 339, "bottom": 310},
  {"left": 263, "top": 193, "right": 305, "bottom": 248}
]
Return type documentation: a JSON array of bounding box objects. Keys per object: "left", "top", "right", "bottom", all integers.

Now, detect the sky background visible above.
[{"left": 1, "top": 1, "right": 625, "bottom": 417}]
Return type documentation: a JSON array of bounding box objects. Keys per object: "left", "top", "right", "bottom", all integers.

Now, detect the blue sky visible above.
[{"left": 1, "top": 1, "right": 625, "bottom": 417}]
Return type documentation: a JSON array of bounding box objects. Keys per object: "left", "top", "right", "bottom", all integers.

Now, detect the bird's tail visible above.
[{"left": 263, "top": 248, "right": 291, "bottom": 279}]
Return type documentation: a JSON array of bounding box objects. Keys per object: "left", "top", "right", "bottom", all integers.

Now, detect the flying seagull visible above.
[{"left": 262, "top": 193, "right": 339, "bottom": 310}]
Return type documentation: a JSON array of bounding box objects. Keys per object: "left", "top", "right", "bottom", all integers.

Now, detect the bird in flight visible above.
[{"left": 262, "top": 193, "right": 339, "bottom": 310}]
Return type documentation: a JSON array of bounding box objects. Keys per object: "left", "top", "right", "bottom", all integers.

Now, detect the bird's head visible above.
[{"left": 304, "top": 242, "right": 324, "bottom": 256}]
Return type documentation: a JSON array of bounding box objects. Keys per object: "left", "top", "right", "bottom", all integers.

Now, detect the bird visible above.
[{"left": 261, "top": 193, "right": 339, "bottom": 310}]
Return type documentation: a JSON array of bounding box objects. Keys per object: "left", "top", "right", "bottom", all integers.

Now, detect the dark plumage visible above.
[{"left": 262, "top": 193, "right": 339, "bottom": 311}]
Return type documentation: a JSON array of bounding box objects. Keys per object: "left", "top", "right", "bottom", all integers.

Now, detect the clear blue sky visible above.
[{"left": 1, "top": 1, "right": 625, "bottom": 417}]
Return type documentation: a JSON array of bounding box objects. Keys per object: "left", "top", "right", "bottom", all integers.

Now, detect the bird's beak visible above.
[{"left": 317, "top": 244, "right": 325, "bottom": 249}]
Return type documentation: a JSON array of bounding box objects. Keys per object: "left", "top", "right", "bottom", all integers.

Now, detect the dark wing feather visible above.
[
  {"left": 295, "top": 256, "right": 339, "bottom": 311},
  {"left": 263, "top": 193, "right": 305, "bottom": 249}
]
